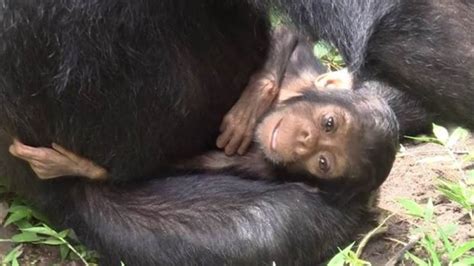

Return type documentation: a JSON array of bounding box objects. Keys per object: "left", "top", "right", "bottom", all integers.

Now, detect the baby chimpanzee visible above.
[{"left": 10, "top": 27, "right": 401, "bottom": 201}]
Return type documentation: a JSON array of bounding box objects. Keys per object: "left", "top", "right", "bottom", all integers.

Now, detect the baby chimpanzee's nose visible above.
[{"left": 294, "top": 124, "right": 317, "bottom": 157}]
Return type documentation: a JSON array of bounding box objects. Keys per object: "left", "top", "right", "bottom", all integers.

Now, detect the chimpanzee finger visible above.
[
  {"left": 31, "top": 165, "right": 58, "bottom": 179},
  {"left": 216, "top": 127, "right": 234, "bottom": 149},
  {"left": 237, "top": 133, "right": 253, "bottom": 155},
  {"left": 224, "top": 131, "right": 244, "bottom": 155},
  {"left": 8, "top": 144, "right": 19, "bottom": 157},
  {"left": 9, "top": 141, "right": 46, "bottom": 161},
  {"left": 52, "top": 143, "right": 82, "bottom": 162}
]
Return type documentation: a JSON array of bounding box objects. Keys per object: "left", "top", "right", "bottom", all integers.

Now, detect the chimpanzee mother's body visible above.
[
  {"left": 0, "top": 1, "right": 270, "bottom": 181},
  {"left": 0, "top": 0, "right": 472, "bottom": 265}
]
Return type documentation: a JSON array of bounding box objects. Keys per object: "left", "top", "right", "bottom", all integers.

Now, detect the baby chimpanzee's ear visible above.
[
  {"left": 277, "top": 90, "right": 303, "bottom": 103},
  {"left": 314, "top": 68, "right": 353, "bottom": 90}
]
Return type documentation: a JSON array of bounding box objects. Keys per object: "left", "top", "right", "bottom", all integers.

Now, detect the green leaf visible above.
[
  {"left": 439, "top": 223, "right": 458, "bottom": 237},
  {"left": 11, "top": 231, "right": 43, "bottom": 243},
  {"left": 2, "top": 245, "right": 23, "bottom": 264},
  {"left": 404, "top": 135, "right": 438, "bottom": 143},
  {"left": 432, "top": 124, "right": 449, "bottom": 145},
  {"left": 437, "top": 180, "right": 467, "bottom": 208},
  {"left": 4, "top": 209, "right": 31, "bottom": 226},
  {"left": 398, "top": 198, "right": 424, "bottom": 218},
  {"left": 447, "top": 127, "right": 469, "bottom": 148},
  {"left": 58, "top": 229, "right": 70, "bottom": 239},
  {"left": 450, "top": 240, "right": 474, "bottom": 262},
  {"left": 313, "top": 42, "right": 331, "bottom": 59},
  {"left": 464, "top": 152, "right": 474, "bottom": 162},
  {"left": 60, "top": 244, "right": 70, "bottom": 261},
  {"left": 38, "top": 237, "right": 64, "bottom": 245},
  {"left": 14, "top": 220, "right": 34, "bottom": 230},
  {"left": 421, "top": 237, "right": 442, "bottom": 266},
  {"left": 8, "top": 205, "right": 32, "bottom": 213},
  {"left": 332, "top": 54, "right": 344, "bottom": 65},
  {"left": 327, "top": 242, "right": 355, "bottom": 266},
  {"left": 22, "top": 226, "right": 57, "bottom": 236},
  {"left": 406, "top": 252, "right": 429, "bottom": 266},
  {"left": 437, "top": 225, "right": 454, "bottom": 255},
  {"left": 452, "top": 257, "right": 474, "bottom": 266}
]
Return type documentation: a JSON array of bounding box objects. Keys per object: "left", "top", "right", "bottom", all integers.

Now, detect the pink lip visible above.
[{"left": 270, "top": 118, "right": 283, "bottom": 151}]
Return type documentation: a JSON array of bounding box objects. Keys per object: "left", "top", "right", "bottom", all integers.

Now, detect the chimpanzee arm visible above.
[
  {"left": 261, "top": 26, "right": 301, "bottom": 83},
  {"left": 216, "top": 26, "right": 299, "bottom": 155}
]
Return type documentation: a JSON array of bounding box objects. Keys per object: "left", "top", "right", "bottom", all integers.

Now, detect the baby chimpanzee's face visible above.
[
  {"left": 255, "top": 94, "right": 360, "bottom": 180},
  {"left": 256, "top": 87, "right": 399, "bottom": 195}
]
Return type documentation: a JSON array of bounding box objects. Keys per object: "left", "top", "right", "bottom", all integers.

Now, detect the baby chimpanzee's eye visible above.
[
  {"left": 318, "top": 155, "right": 330, "bottom": 173},
  {"left": 322, "top": 116, "right": 335, "bottom": 132}
]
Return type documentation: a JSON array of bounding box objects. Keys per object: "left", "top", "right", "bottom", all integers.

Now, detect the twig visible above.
[
  {"left": 384, "top": 234, "right": 422, "bottom": 266},
  {"left": 355, "top": 213, "right": 395, "bottom": 257},
  {"left": 385, "top": 237, "right": 407, "bottom": 247}
]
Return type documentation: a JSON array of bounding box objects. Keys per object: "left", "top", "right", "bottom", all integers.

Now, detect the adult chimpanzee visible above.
[{"left": 0, "top": 0, "right": 472, "bottom": 265}]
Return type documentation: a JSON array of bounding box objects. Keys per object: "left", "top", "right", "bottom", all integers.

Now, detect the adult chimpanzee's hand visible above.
[
  {"left": 216, "top": 72, "right": 280, "bottom": 156},
  {"left": 9, "top": 139, "right": 108, "bottom": 181}
]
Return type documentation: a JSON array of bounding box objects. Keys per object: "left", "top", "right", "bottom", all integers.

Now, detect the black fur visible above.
[
  {"left": 0, "top": 0, "right": 470, "bottom": 264},
  {"left": 0, "top": 0, "right": 270, "bottom": 182},
  {"left": 0, "top": 132, "right": 373, "bottom": 265},
  {"left": 358, "top": 82, "right": 433, "bottom": 137},
  {"left": 270, "top": 0, "right": 474, "bottom": 128},
  {"left": 0, "top": 1, "right": 374, "bottom": 264}
]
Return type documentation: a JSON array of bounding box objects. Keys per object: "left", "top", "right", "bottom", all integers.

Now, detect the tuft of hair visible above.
[{"left": 349, "top": 90, "right": 399, "bottom": 192}]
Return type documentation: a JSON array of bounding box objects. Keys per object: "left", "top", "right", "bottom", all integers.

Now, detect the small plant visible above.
[
  {"left": 398, "top": 125, "right": 474, "bottom": 265},
  {"left": 406, "top": 124, "right": 474, "bottom": 218},
  {"left": 0, "top": 198, "right": 98, "bottom": 265},
  {"left": 398, "top": 198, "right": 474, "bottom": 265},
  {"left": 437, "top": 178, "right": 474, "bottom": 220},
  {"left": 327, "top": 242, "right": 371, "bottom": 266},
  {"left": 2, "top": 245, "right": 23, "bottom": 266},
  {"left": 313, "top": 41, "right": 345, "bottom": 70}
]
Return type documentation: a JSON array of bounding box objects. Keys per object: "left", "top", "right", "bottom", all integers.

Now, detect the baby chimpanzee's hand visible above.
[
  {"left": 217, "top": 72, "right": 279, "bottom": 156},
  {"left": 9, "top": 139, "right": 107, "bottom": 181}
]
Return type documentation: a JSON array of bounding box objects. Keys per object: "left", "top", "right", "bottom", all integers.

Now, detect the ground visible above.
[
  {"left": 361, "top": 133, "right": 474, "bottom": 265},
  {"left": 0, "top": 134, "right": 473, "bottom": 265}
]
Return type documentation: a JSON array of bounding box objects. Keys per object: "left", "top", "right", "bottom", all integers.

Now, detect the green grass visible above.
[
  {"left": 407, "top": 125, "right": 474, "bottom": 220},
  {"left": 398, "top": 197, "right": 474, "bottom": 266}
]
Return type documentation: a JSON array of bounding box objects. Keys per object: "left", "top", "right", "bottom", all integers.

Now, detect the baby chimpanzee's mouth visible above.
[{"left": 271, "top": 118, "right": 283, "bottom": 151}]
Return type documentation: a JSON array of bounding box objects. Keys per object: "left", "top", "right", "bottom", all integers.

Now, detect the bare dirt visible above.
[{"left": 0, "top": 135, "right": 473, "bottom": 265}]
